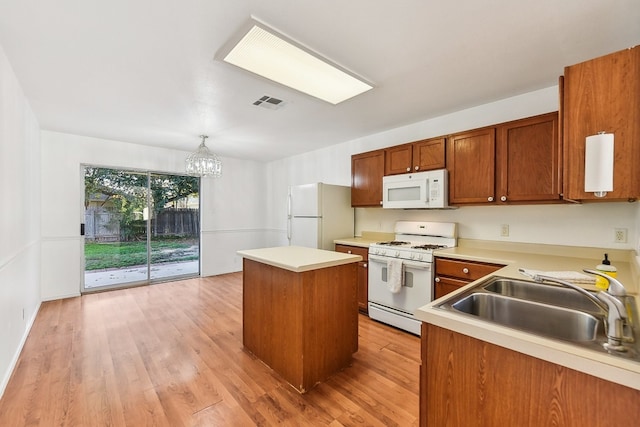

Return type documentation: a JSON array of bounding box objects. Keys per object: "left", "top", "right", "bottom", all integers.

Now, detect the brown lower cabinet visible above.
[
  {"left": 420, "top": 323, "right": 640, "bottom": 426},
  {"left": 335, "top": 244, "right": 369, "bottom": 313},
  {"left": 434, "top": 257, "right": 504, "bottom": 299}
]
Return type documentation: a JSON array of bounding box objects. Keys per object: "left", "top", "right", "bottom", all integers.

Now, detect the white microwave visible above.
[{"left": 382, "top": 169, "right": 448, "bottom": 209}]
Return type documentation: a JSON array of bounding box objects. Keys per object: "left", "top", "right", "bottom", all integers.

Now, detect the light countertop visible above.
[
  {"left": 416, "top": 239, "right": 640, "bottom": 391},
  {"left": 237, "top": 246, "right": 362, "bottom": 273},
  {"left": 334, "top": 231, "right": 395, "bottom": 249},
  {"left": 333, "top": 237, "right": 378, "bottom": 248}
]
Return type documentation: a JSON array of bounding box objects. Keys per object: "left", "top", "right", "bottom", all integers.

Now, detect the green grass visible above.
[{"left": 84, "top": 238, "right": 198, "bottom": 270}]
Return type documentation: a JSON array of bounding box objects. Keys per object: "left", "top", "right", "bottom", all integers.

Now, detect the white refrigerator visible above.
[{"left": 287, "top": 183, "right": 354, "bottom": 250}]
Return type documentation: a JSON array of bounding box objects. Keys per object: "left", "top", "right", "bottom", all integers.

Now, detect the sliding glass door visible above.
[
  {"left": 82, "top": 167, "right": 200, "bottom": 291},
  {"left": 148, "top": 173, "right": 199, "bottom": 281}
]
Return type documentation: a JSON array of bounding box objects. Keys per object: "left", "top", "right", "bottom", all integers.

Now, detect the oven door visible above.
[{"left": 368, "top": 254, "right": 433, "bottom": 314}]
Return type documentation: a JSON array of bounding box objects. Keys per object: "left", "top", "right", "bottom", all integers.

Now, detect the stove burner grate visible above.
[
  {"left": 376, "top": 241, "right": 411, "bottom": 246},
  {"left": 411, "top": 244, "right": 447, "bottom": 250}
]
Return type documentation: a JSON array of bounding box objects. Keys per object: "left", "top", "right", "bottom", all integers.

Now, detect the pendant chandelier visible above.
[{"left": 185, "top": 135, "right": 222, "bottom": 178}]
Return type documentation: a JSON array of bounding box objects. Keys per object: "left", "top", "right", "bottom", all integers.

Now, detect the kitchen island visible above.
[{"left": 237, "top": 246, "right": 362, "bottom": 393}]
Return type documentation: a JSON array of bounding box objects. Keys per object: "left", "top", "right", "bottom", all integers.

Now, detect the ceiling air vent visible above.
[{"left": 253, "top": 95, "right": 286, "bottom": 110}]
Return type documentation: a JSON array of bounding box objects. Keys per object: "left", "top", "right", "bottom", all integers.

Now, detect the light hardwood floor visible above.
[{"left": 0, "top": 272, "right": 420, "bottom": 426}]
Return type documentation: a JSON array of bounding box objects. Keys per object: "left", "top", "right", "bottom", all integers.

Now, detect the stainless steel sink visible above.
[
  {"left": 452, "top": 293, "right": 601, "bottom": 342},
  {"left": 482, "top": 278, "right": 604, "bottom": 314},
  {"left": 436, "top": 276, "right": 639, "bottom": 361}
]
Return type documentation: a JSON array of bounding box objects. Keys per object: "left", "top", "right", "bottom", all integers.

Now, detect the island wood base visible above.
[{"left": 242, "top": 258, "right": 358, "bottom": 393}]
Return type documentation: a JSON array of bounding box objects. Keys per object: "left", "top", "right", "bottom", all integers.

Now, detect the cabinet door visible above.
[
  {"left": 357, "top": 261, "right": 368, "bottom": 313},
  {"left": 351, "top": 150, "right": 384, "bottom": 207},
  {"left": 496, "top": 112, "right": 561, "bottom": 203},
  {"left": 447, "top": 128, "right": 496, "bottom": 204},
  {"left": 563, "top": 46, "right": 640, "bottom": 200},
  {"left": 384, "top": 143, "right": 412, "bottom": 175},
  {"left": 413, "top": 138, "right": 445, "bottom": 172},
  {"left": 421, "top": 324, "right": 640, "bottom": 426},
  {"left": 434, "top": 276, "right": 468, "bottom": 299},
  {"left": 335, "top": 244, "right": 369, "bottom": 314}
]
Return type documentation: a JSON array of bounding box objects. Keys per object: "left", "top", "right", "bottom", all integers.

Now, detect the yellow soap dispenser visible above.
[{"left": 595, "top": 253, "right": 617, "bottom": 290}]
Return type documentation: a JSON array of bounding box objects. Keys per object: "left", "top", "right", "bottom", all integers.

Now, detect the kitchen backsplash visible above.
[{"left": 355, "top": 202, "right": 638, "bottom": 251}]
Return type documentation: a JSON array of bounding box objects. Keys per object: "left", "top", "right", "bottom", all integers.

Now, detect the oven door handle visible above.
[
  {"left": 369, "top": 254, "right": 391, "bottom": 264},
  {"left": 368, "top": 255, "right": 431, "bottom": 271},
  {"left": 402, "top": 260, "right": 432, "bottom": 270}
]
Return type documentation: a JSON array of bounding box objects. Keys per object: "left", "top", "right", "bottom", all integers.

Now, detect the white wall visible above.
[
  {"left": 40, "top": 131, "right": 268, "bottom": 300},
  {"left": 265, "top": 86, "right": 639, "bottom": 253},
  {"left": 200, "top": 155, "right": 270, "bottom": 275},
  {"left": 0, "top": 45, "right": 41, "bottom": 397}
]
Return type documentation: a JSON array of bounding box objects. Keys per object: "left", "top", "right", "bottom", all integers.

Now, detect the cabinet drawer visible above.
[
  {"left": 435, "top": 257, "right": 503, "bottom": 281},
  {"left": 335, "top": 244, "right": 369, "bottom": 260}
]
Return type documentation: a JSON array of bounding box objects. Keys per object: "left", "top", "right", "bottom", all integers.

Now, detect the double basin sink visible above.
[{"left": 436, "top": 276, "right": 639, "bottom": 361}]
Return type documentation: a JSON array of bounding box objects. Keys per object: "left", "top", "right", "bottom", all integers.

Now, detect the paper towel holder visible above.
[{"left": 584, "top": 131, "right": 614, "bottom": 197}]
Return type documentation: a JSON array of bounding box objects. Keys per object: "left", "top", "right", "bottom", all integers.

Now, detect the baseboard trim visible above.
[{"left": 0, "top": 301, "right": 41, "bottom": 399}]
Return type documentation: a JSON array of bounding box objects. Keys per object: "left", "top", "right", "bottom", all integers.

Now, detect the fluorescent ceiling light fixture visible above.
[{"left": 222, "top": 23, "right": 373, "bottom": 104}]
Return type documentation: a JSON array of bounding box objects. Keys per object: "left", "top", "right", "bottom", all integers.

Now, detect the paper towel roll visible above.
[{"left": 584, "top": 132, "right": 614, "bottom": 195}]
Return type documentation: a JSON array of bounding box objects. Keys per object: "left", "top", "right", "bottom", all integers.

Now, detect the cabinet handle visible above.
[
  {"left": 435, "top": 277, "right": 441, "bottom": 282},
  {"left": 500, "top": 196, "right": 507, "bottom": 202},
  {"left": 363, "top": 263, "right": 367, "bottom": 268},
  {"left": 347, "top": 250, "right": 352, "bottom": 254},
  {"left": 462, "top": 267, "right": 469, "bottom": 274},
  {"left": 487, "top": 196, "right": 494, "bottom": 202},
  {"left": 406, "top": 167, "right": 411, "bottom": 172},
  {"left": 414, "top": 166, "right": 419, "bottom": 171}
]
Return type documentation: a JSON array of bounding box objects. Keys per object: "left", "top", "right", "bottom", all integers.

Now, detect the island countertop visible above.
[{"left": 237, "top": 246, "right": 362, "bottom": 273}]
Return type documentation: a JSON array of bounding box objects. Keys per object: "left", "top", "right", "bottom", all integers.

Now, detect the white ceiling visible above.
[{"left": 0, "top": 1, "right": 638, "bottom": 162}]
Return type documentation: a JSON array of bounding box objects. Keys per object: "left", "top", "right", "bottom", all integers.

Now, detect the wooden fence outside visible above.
[{"left": 85, "top": 208, "right": 199, "bottom": 241}]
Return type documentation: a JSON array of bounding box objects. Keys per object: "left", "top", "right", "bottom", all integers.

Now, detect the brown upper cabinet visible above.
[
  {"left": 447, "top": 112, "right": 561, "bottom": 205},
  {"left": 351, "top": 149, "right": 385, "bottom": 207},
  {"left": 563, "top": 46, "right": 640, "bottom": 201},
  {"left": 384, "top": 137, "right": 445, "bottom": 175},
  {"left": 447, "top": 127, "right": 496, "bottom": 204},
  {"left": 497, "top": 112, "right": 562, "bottom": 203}
]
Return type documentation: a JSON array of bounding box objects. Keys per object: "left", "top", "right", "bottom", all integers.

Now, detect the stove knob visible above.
[
  {"left": 394, "top": 251, "right": 400, "bottom": 257},
  {"left": 409, "top": 253, "right": 415, "bottom": 260},
  {"left": 416, "top": 253, "right": 423, "bottom": 261}
]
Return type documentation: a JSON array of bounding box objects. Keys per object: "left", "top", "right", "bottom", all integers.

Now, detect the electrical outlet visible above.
[
  {"left": 500, "top": 224, "right": 509, "bottom": 237},
  {"left": 614, "top": 228, "right": 627, "bottom": 243}
]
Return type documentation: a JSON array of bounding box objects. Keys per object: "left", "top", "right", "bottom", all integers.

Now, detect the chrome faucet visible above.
[{"left": 531, "top": 269, "right": 629, "bottom": 351}]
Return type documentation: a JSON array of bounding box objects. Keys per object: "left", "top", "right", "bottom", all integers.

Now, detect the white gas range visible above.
[{"left": 368, "top": 221, "right": 457, "bottom": 336}]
